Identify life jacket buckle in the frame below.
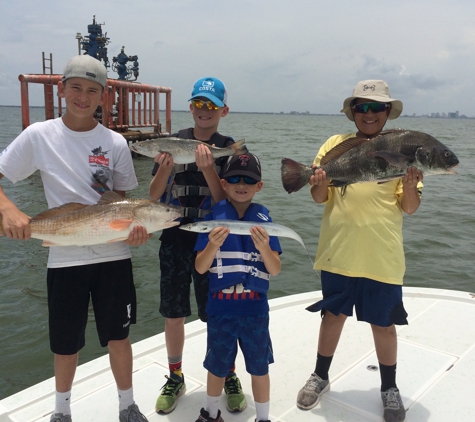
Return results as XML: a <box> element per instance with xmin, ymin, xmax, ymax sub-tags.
<box><xmin>185</xmin><ymin>186</ymin><xmax>201</xmax><ymax>196</ymax></box>
<box><xmin>249</xmin><ymin>252</ymin><xmax>260</xmax><ymax>262</ymax></box>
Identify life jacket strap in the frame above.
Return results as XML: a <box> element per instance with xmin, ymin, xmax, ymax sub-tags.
<box><xmin>217</xmin><ymin>251</ymin><xmax>263</xmax><ymax>262</ymax></box>
<box><xmin>173</xmin><ymin>163</ymin><xmax>221</xmax><ymax>174</ymax></box>
<box><xmin>171</xmin><ymin>185</ymin><xmax>212</xmax><ymax>199</ymax></box>
<box><xmin>209</xmin><ymin>265</ymin><xmax>270</xmax><ymax>281</ymax></box>
<box><xmin>183</xmin><ymin>207</ymin><xmax>211</xmax><ymax>219</ymax></box>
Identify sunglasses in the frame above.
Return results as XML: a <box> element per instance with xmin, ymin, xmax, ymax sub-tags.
<box><xmin>351</xmin><ymin>102</ymin><xmax>389</xmax><ymax>114</ymax></box>
<box><xmin>225</xmin><ymin>175</ymin><xmax>259</xmax><ymax>185</ymax></box>
<box><xmin>191</xmin><ymin>99</ymin><xmax>222</xmax><ymax>110</ymax></box>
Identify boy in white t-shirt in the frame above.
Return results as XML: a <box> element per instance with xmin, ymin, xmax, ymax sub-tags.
<box><xmin>0</xmin><ymin>55</ymin><xmax>150</xmax><ymax>422</ymax></box>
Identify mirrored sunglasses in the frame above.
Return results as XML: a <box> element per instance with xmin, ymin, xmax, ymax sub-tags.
<box><xmin>351</xmin><ymin>102</ymin><xmax>389</xmax><ymax>114</ymax></box>
<box><xmin>191</xmin><ymin>99</ymin><xmax>222</xmax><ymax>110</ymax></box>
<box><xmin>225</xmin><ymin>175</ymin><xmax>259</xmax><ymax>185</ymax></box>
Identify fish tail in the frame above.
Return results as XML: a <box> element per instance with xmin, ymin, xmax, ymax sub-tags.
<box><xmin>230</xmin><ymin>139</ymin><xmax>249</xmax><ymax>156</ymax></box>
<box><xmin>281</xmin><ymin>158</ymin><xmax>313</xmax><ymax>193</ymax></box>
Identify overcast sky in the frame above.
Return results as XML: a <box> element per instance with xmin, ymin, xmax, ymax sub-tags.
<box><xmin>1</xmin><ymin>0</ymin><xmax>474</xmax><ymax>117</ymax></box>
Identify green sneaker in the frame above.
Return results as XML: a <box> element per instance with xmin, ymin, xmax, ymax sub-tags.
<box><xmin>155</xmin><ymin>374</ymin><xmax>186</xmax><ymax>414</ymax></box>
<box><xmin>224</xmin><ymin>374</ymin><xmax>247</xmax><ymax>412</ymax></box>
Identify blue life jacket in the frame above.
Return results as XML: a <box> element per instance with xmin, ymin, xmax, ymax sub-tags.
<box><xmin>158</xmin><ymin>128</ymin><xmax>233</xmax><ymax>220</ymax></box>
<box><xmin>208</xmin><ymin>200</ymin><xmax>273</xmax><ymax>294</ymax></box>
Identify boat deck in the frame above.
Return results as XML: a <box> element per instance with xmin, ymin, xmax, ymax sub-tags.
<box><xmin>1</xmin><ymin>287</ymin><xmax>474</xmax><ymax>422</ymax></box>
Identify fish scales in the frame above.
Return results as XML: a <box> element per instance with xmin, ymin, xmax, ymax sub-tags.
<box><xmin>130</xmin><ymin>137</ymin><xmax>248</xmax><ymax>164</ymax></box>
<box><xmin>180</xmin><ymin>220</ymin><xmax>307</xmax><ymax>250</ymax></box>
<box><xmin>281</xmin><ymin>129</ymin><xmax>459</xmax><ymax>193</ymax></box>
<box><xmin>0</xmin><ymin>192</ymin><xmax>183</xmax><ymax>246</ymax></box>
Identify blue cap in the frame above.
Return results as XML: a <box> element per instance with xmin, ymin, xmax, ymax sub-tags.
<box><xmin>189</xmin><ymin>77</ymin><xmax>227</xmax><ymax>107</ymax></box>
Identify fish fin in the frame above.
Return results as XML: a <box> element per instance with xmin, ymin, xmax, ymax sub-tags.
<box><xmin>379</xmin><ymin>129</ymin><xmax>411</xmax><ymax>136</ymax></box>
<box><xmin>281</xmin><ymin>158</ymin><xmax>314</xmax><ymax>193</ymax></box>
<box><xmin>230</xmin><ymin>139</ymin><xmax>249</xmax><ymax>156</ymax></box>
<box><xmin>41</xmin><ymin>240</ymin><xmax>59</xmax><ymax>247</ymax></box>
<box><xmin>368</xmin><ymin>151</ymin><xmax>414</xmax><ymax>167</ymax></box>
<box><xmin>109</xmin><ymin>219</ymin><xmax>134</xmax><ymax>230</ymax></box>
<box><xmin>107</xmin><ymin>237</ymin><xmax>128</xmax><ymax>243</ymax></box>
<box><xmin>328</xmin><ymin>179</ymin><xmax>348</xmax><ymax>187</ymax></box>
<box><xmin>165</xmin><ymin>221</ymin><xmax>181</xmax><ymax>228</ymax></box>
<box><xmin>98</xmin><ymin>191</ymin><xmax>125</xmax><ymax>205</ymax></box>
<box><xmin>320</xmin><ymin>137</ymin><xmax>368</xmax><ymax>165</ymax></box>
<box><xmin>31</xmin><ymin>203</ymin><xmax>89</xmax><ymax>221</ymax></box>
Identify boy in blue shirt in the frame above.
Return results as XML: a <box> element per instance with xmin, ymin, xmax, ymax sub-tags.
<box><xmin>194</xmin><ymin>153</ymin><xmax>282</xmax><ymax>422</ymax></box>
<box><xmin>150</xmin><ymin>77</ymin><xmax>246</xmax><ymax>414</ymax></box>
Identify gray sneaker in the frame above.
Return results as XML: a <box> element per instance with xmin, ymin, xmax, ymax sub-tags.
<box><xmin>50</xmin><ymin>414</ymin><xmax>72</xmax><ymax>422</ymax></box>
<box><xmin>381</xmin><ymin>388</ymin><xmax>406</xmax><ymax>422</ymax></box>
<box><xmin>119</xmin><ymin>403</ymin><xmax>149</xmax><ymax>422</ymax></box>
<box><xmin>296</xmin><ymin>373</ymin><xmax>330</xmax><ymax>410</ymax></box>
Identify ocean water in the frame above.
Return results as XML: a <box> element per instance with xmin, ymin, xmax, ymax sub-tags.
<box><xmin>0</xmin><ymin>106</ymin><xmax>474</xmax><ymax>400</ymax></box>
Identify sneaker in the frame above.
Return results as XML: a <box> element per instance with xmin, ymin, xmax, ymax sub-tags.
<box><xmin>195</xmin><ymin>407</ymin><xmax>224</xmax><ymax>422</ymax></box>
<box><xmin>119</xmin><ymin>403</ymin><xmax>148</xmax><ymax>422</ymax></box>
<box><xmin>381</xmin><ymin>388</ymin><xmax>406</xmax><ymax>422</ymax></box>
<box><xmin>224</xmin><ymin>374</ymin><xmax>247</xmax><ymax>412</ymax></box>
<box><xmin>155</xmin><ymin>374</ymin><xmax>186</xmax><ymax>414</ymax></box>
<box><xmin>50</xmin><ymin>414</ymin><xmax>72</xmax><ymax>422</ymax></box>
<box><xmin>296</xmin><ymin>372</ymin><xmax>330</xmax><ymax>410</ymax></box>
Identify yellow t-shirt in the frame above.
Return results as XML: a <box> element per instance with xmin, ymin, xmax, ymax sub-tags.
<box><xmin>313</xmin><ymin>133</ymin><xmax>422</xmax><ymax>285</ymax></box>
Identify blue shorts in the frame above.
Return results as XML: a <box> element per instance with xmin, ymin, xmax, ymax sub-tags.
<box><xmin>204</xmin><ymin>314</ymin><xmax>274</xmax><ymax>377</ymax></box>
<box><xmin>306</xmin><ymin>271</ymin><xmax>408</xmax><ymax>327</ymax></box>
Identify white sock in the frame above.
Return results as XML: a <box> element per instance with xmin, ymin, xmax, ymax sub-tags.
<box><xmin>54</xmin><ymin>390</ymin><xmax>72</xmax><ymax>415</ymax></box>
<box><xmin>118</xmin><ymin>386</ymin><xmax>134</xmax><ymax>411</ymax></box>
<box><xmin>255</xmin><ymin>400</ymin><xmax>270</xmax><ymax>422</ymax></box>
<box><xmin>206</xmin><ymin>394</ymin><xmax>220</xmax><ymax>419</ymax></box>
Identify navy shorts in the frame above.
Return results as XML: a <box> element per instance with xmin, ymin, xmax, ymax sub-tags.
<box><xmin>306</xmin><ymin>271</ymin><xmax>408</xmax><ymax>327</ymax></box>
<box><xmin>204</xmin><ymin>314</ymin><xmax>274</xmax><ymax>377</ymax></box>
<box><xmin>158</xmin><ymin>240</ymin><xmax>209</xmax><ymax>322</ymax></box>
<box><xmin>47</xmin><ymin>259</ymin><xmax>136</xmax><ymax>354</ymax></box>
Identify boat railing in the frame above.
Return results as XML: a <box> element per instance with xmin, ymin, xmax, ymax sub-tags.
<box><xmin>18</xmin><ymin>74</ymin><xmax>172</xmax><ymax>142</ymax></box>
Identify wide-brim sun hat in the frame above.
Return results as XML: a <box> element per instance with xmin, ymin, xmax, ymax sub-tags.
<box><xmin>341</xmin><ymin>79</ymin><xmax>403</xmax><ymax>121</ymax></box>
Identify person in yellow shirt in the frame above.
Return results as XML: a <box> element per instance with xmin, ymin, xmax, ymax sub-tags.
<box><xmin>296</xmin><ymin>80</ymin><xmax>422</xmax><ymax>422</ymax></box>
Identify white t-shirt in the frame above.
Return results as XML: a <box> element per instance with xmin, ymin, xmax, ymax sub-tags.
<box><xmin>0</xmin><ymin>117</ymin><xmax>138</xmax><ymax>268</ymax></box>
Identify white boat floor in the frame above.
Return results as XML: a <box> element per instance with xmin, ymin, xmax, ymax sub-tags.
<box><xmin>1</xmin><ymin>287</ymin><xmax>475</xmax><ymax>422</ymax></box>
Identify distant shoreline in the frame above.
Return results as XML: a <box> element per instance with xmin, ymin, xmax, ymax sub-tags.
<box><xmin>0</xmin><ymin>105</ymin><xmax>473</xmax><ymax>119</ymax></box>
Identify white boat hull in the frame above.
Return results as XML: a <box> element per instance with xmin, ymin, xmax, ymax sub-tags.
<box><xmin>1</xmin><ymin>287</ymin><xmax>474</xmax><ymax>421</ymax></box>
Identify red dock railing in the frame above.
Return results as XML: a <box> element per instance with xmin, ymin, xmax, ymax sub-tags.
<box><xmin>18</xmin><ymin>74</ymin><xmax>172</xmax><ymax>142</ymax></box>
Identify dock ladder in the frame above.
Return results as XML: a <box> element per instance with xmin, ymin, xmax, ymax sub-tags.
<box><xmin>42</xmin><ymin>52</ymin><xmax>56</xmax><ymax>121</ymax></box>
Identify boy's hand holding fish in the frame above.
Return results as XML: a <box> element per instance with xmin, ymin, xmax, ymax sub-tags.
<box><xmin>207</xmin><ymin>224</ymin><xmax>271</xmax><ymax>251</ymax></box>
<box><xmin>0</xmin><ymin>199</ymin><xmax>32</xmax><ymax>240</ymax></box>
<box><xmin>208</xmin><ymin>226</ymin><xmax>230</xmax><ymax>248</ymax></box>
<box><xmin>249</xmin><ymin>225</ymin><xmax>272</xmax><ymax>252</ymax></box>
<box><xmin>153</xmin><ymin>151</ymin><xmax>174</xmax><ymax>168</ymax></box>
<box><xmin>195</xmin><ymin>143</ymin><xmax>216</xmax><ymax>171</ymax></box>
<box><xmin>124</xmin><ymin>225</ymin><xmax>152</xmax><ymax>246</ymax></box>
